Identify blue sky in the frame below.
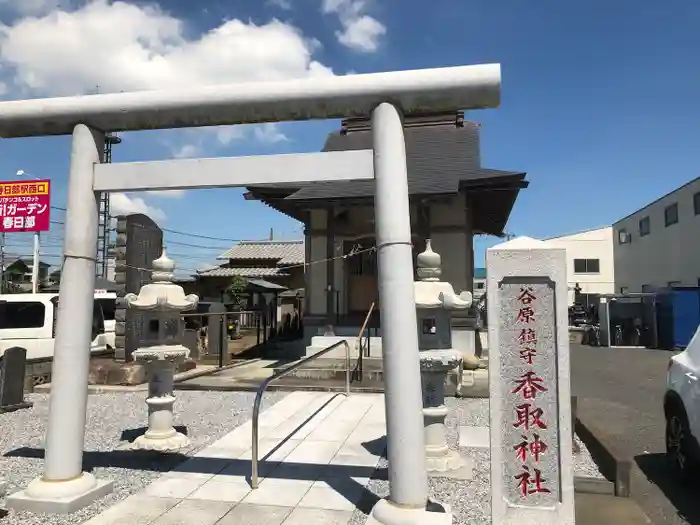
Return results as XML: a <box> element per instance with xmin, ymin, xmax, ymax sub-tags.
<box><xmin>0</xmin><ymin>0</ymin><xmax>698</xmax><ymax>273</ymax></box>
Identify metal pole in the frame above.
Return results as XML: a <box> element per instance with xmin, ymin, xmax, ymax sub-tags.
<box><xmin>345</xmin><ymin>340</ymin><xmax>351</xmax><ymax>396</ymax></box>
<box><xmin>371</xmin><ymin>102</ymin><xmax>428</xmax><ymax>509</ymax></box>
<box><xmin>13</xmin><ymin>124</ymin><xmax>111</xmax><ymax>510</ymax></box>
<box><xmin>0</xmin><ymin>232</ymin><xmax>5</xmax><ymax>294</ymax></box>
<box><xmin>218</xmin><ymin>314</ymin><xmax>224</xmax><ymax>369</ymax></box>
<box><xmin>31</xmin><ymin>232</ymin><xmax>40</xmax><ymax>293</ymax></box>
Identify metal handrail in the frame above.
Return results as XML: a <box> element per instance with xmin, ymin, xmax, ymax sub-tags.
<box><xmin>250</xmin><ymin>339</ymin><xmax>350</xmax><ymax>489</ymax></box>
<box><xmin>352</xmin><ymin>302</ymin><xmax>375</xmax><ymax>382</ymax></box>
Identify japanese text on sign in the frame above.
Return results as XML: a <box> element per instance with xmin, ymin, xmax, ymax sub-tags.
<box><xmin>499</xmin><ymin>278</ymin><xmax>560</xmax><ymax>506</ymax></box>
<box><xmin>0</xmin><ymin>179</ymin><xmax>51</xmax><ymax>233</ymax></box>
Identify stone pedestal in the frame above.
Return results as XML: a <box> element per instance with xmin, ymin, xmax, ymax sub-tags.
<box><xmin>131</xmin><ymin>348</ymin><xmax>189</xmax><ymax>451</ymax></box>
<box><xmin>367</xmin><ymin>499</ymin><xmax>453</xmax><ymax>525</ymax></box>
<box><xmin>420</xmin><ymin>350</ymin><xmax>464</xmax><ymax>472</ymax></box>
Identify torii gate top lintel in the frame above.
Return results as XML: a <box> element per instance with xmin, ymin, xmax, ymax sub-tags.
<box><xmin>0</xmin><ymin>64</ymin><xmax>500</xmax><ymax>138</ymax></box>
<box><xmin>4</xmin><ymin>62</ymin><xmax>505</xmax><ymax>523</ymax></box>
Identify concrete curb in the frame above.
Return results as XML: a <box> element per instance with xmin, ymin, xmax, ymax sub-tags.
<box><xmin>574</xmin><ymin>475</ymin><xmax>615</xmax><ymax>496</ymax></box>
<box><xmin>33</xmin><ymin>359</ymin><xmax>260</xmax><ymax>394</ymax></box>
<box><xmin>575</xmin><ymin>404</ymin><xmax>632</xmax><ymax>498</ymax></box>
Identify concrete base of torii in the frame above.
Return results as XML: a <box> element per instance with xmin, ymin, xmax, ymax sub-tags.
<box><xmin>367</xmin><ymin>498</ymin><xmax>454</xmax><ymax>525</ymax></box>
<box><xmin>6</xmin><ymin>473</ymin><xmax>113</xmax><ymax>515</ymax></box>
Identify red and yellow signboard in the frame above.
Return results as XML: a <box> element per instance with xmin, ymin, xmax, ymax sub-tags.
<box><xmin>0</xmin><ymin>179</ymin><xmax>51</xmax><ymax>233</ymax></box>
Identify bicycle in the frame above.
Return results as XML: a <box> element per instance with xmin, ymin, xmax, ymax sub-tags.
<box><xmin>613</xmin><ymin>324</ymin><xmax>623</xmax><ymax>346</ymax></box>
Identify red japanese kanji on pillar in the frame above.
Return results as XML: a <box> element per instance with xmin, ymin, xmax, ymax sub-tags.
<box><xmin>512</xmin><ymin>371</ymin><xmax>549</xmax><ymax>399</ymax></box>
<box><xmin>0</xmin><ymin>179</ymin><xmax>51</xmax><ymax>233</ymax></box>
<box><xmin>514</xmin><ymin>465</ymin><xmax>552</xmax><ymax>497</ymax></box>
<box><xmin>499</xmin><ymin>279</ymin><xmax>560</xmax><ymax>505</ymax></box>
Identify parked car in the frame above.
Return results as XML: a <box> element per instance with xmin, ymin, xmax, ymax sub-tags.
<box><xmin>664</xmin><ymin>324</ymin><xmax>700</xmax><ymax>480</ymax></box>
<box><xmin>0</xmin><ymin>292</ymin><xmax>110</xmax><ymax>360</ymax></box>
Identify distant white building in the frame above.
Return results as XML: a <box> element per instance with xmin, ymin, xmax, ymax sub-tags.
<box><xmin>544</xmin><ymin>226</ymin><xmax>615</xmax><ymax>306</ymax></box>
<box><xmin>613</xmin><ymin>176</ymin><xmax>700</xmax><ymax>293</ymax></box>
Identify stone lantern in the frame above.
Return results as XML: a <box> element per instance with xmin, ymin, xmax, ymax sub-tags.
<box><xmin>124</xmin><ymin>249</ymin><xmax>199</xmax><ymax>452</ymax></box>
<box><xmin>415</xmin><ymin>239</ymin><xmax>472</xmax><ymax>473</ymax></box>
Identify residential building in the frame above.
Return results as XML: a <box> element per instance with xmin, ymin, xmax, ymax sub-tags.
<box><xmin>196</xmin><ymin>240</ymin><xmax>305</xmax><ymax>302</ymax></box>
<box><xmin>544</xmin><ymin>227</ymin><xmax>615</xmax><ymax>306</ymax></box>
<box><xmin>613</xmin><ymin>176</ymin><xmax>700</xmax><ymax>293</ymax></box>
<box><xmin>245</xmin><ymin>112</ymin><xmax>528</xmax><ymax>342</ymax></box>
<box><xmin>2</xmin><ymin>257</ymin><xmax>51</xmax><ymax>292</ymax></box>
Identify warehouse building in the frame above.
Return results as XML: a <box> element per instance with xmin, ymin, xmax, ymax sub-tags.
<box><xmin>613</xmin><ymin>176</ymin><xmax>700</xmax><ymax>293</ymax></box>
<box><xmin>545</xmin><ymin>226</ymin><xmax>615</xmax><ymax>306</ymax></box>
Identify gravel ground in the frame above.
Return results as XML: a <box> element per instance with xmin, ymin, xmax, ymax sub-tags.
<box><xmin>349</xmin><ymin>397</ymin><xmax>604</xmax><ymax>525</ymax></box>
<box><xmin>0</xmin><ymin>391</ymin><xmax>285</xmax><ymax>525</ymax></box>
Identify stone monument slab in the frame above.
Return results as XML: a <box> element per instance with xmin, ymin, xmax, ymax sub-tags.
<box><xmin>0</xmin><ymin>346</ymin><xmax>33</xmax><ymax>413</ymax></box>
<box><xmin>114</xmin><ymin>214</ymin><xmax>163</xmax><ymax>361</ymax></box>
<box><xmin>487</xmin><ymin>236</ymin><xmax>574</xmax><ymax>525</ymax></box>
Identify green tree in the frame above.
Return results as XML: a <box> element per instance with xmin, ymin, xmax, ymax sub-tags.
<box><xmin>225</xmin><ymin>276</ymin><xmax>247</xmax><ymax>310</ymax></box>
<box><xmin>225</xmin><ymin>276</ymin><xmax>247</xmax><ymax>339</ymax></box>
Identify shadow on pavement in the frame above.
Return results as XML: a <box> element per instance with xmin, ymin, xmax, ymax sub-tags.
<box><xmin>5</xmin><ymin>446</ymin><xmax>386</xmax><ymax>514</ymax></box>
<box><xmin>636</xmin><ymin>453</ymin><xmax>700</xmax><ymax>525</ymax></box>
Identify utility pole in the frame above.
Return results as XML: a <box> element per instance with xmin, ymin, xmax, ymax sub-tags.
<box><xmin>31</xmin><ymin>231</ymin><xmax>40</xmax><ymax>293</ymax></box>
<box><xmin>0</xmin><ymin>232</ymin><xmax>5</xmax><ymax>294</ymax></box>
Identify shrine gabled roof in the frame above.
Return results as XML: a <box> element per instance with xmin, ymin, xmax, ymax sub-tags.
<box><xmin>244</xmin><ymin>113</ymin><xmax>528</xmax><ymax>236</ymax></box>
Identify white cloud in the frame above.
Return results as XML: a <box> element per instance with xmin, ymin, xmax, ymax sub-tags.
<box><xmin>0</xmin><ymin>0</ymin><xmax>334</xmax><ymax>97</ymax></box>
<box><xmin>0</xmin><ymin>0</ymin><xmax>336</xmax><ymax>223</ymax></box>
<box><xmin>145</xmin><ymin>190</ymin><xmax>186</xmax><ymax>199</ymax></box>
<box><xmin>163</xmin><ymin>122</ymin><xmax>288</xmax><ymax>160</ymax></box>
<box><xmin>110</xmin><ymin>192</ymin><xmax>166</xmax><ymax>222</ymax></box>
<box><xmin>253</xmin><ymin>123</ymin><xmax>289</xmax><ymax>144</ymax></box>
<box><xmin>267</xmin><ymin>0</ymin><xmax>292</xmax><ymax>9</ymax></box>
<box><xmin>321</xmin><ymin>0</ymin><xmax>385</xmax><ymax>52</ymax></box>
<box><xmin>172</xmin><ymin>143</ymin><xmax>201</xmax><ymax>159</ymax></box>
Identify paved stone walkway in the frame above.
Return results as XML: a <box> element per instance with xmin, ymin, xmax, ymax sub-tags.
<box><xmin>83</xmin><ymin>391</ymin><xmax>386</xmax><ymax>524</ymax></box>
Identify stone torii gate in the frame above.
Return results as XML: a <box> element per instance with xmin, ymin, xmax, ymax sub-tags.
<box><xmin>0</xmin><ymin>64</ymin><xmax>501</xmax><ymax>523</ymax></box>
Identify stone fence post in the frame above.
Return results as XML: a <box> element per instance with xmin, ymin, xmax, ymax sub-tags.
<box><xmin>487</xmin><ymin>236</ymin><xmax>575</xmax><ymax>525</ymax></box>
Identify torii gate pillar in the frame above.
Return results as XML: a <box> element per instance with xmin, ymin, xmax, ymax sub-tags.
<box><xmin>1</xmin><ymin>65</ymin><xmax>501</xmax><ymax>522</ymax></box>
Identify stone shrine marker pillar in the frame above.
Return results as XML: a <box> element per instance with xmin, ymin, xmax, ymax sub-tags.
<box><xmin>486</xmin><ymin>236</ymin><xmax>575</xmax><ymax>525</ymax></box>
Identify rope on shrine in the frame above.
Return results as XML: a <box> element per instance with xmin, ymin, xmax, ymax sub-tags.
<box><xmin>375</xmin><ymin>240</ymin><xmax>413</xmax><ymax>250</ymax></box>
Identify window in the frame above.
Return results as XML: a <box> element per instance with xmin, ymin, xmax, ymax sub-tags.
<box><xmin>641</xmin><ymin>284</ymin><xmax>654</xmax><ymax>293</ymax></box>
<box><xmin>695</xmin><ymin>192</ymin><xmax>700</xmax><ymax>216</ymax></box>
<box><xmin>475</xmin><ymin>282</ymin><xmax>485</xmax><ymax>290</ymax></box>
<box><xmin>665</xmin><ymin>203</ymin><xmax>679</xmax><ymax>226</ymax></box>
<box><xmin>573</xmin><ymin>258</ymin><xmax>600</xmax><ymax>274</ymax></box>
<box><xmin>0</xmin><ymin>301</ymin><xmax>46</xmax><ymax>329</ymax></box>
<box><xmin>639</xmin><ymin>216</ymin><xmax>650</xmax><ymax>237</ymax></box>
<box><xmin>618</xmin><ymin>229</ymin><xmax>631</xmax><ymax>244</ymax></box>
<box><xmin>620</xmin><ymin>287</ymin><xmax>629</xmax><ymax>294</ymax></box>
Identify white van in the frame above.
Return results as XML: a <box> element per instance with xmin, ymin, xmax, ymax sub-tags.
<box><xmin>94</xmin><ymin>290</ymin><xmax>117</xmax><ymax>349</ymax></box>
<box><xmin>0</xmin><ymin>292</ymin><xmax>111</xmax><ymax>360</ymax></box>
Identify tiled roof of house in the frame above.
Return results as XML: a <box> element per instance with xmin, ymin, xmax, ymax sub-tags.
<box><xmin>216</xmin><ymin>240</ymin><xmax>304</xmax><ymax>265</ymax></box>
<box><xmin>197</xmin><ymin>267</ymin><xmax>290</xmax><ymax>278</ymax></box>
